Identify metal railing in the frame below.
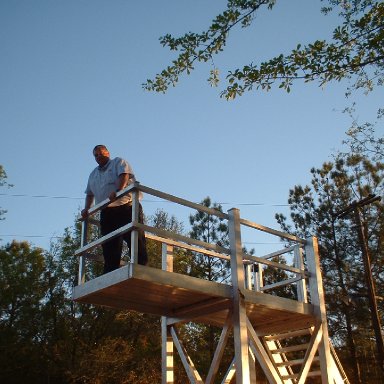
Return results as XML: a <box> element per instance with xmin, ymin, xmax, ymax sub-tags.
<box><xmin>75</xmin><ymin>182</ymin><xmax>312</xmax><ymax>304</ymax></box>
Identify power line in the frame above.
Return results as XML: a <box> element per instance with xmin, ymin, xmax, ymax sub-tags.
<box><xmin>0</xmin><ymin>234</ymin><xmax>280</xmax><ymax>244</ymax></box>
<box><xmin>0</xmin><ymin>193</ymin><xmax>82</xmax><ymax>200</ymax></box>
<box><xmin>0</xmin><ymin>234</ymin><xmax>63</xmax><ymax>239</ymax></box>
<box><xmin>0</xmin><ymin>192</ymin><xmax>289</xmax><ymax>207</ymax></box>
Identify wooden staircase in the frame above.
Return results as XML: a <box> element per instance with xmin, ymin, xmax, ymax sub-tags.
<box><xmin>262</xmin><ymin>326</ymin><xmax>349</xmax><ymax>383</ymax></box>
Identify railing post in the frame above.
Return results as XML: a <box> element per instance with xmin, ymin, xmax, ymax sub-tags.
<box><xmin>228</xmin><ymin>208</ymin><xmax>251</xmax><ymax>383</ymax></box>
<box><xmin>294</xmin><ymin>245</ymin><xmax>307</xmax><ymax>303</ymax></box>
<box><xmin>305</xmin><ymin>236</ymin><xmax>333</xmax><ymax>383</ymax></box>
<box><xmin>162</xmin><ymin>244</ymin><xmax>174</xmax><ymax>384</ymax></box>
<box><xmin>245</xmin><ymin>263</ymin><xmax>252</xmax><ymax>290</ymax></box>
<box><xmin>254</xmin><ymin>263</ymin><xmax>263</xmax><ymax>292</ymax></box>
<box><xmin>78</xmin><ymin>219</ymin><xmax>88</xmax><ymax>285</ymax></box>
<box><xmin>130</xmin><ymin>182</ymin><xmax>139</xmax><ymax>264</ymax></box>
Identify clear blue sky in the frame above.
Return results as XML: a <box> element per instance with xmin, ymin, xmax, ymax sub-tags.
<box><xmin>1</xmin><ymin>1</ymin><xmax>382</xmax><ymax>254</ymax></box>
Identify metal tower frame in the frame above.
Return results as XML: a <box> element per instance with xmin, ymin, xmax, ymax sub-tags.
<box><xmin>73</xmin><ymin>182</ymin><xmax>349</xmax><ymax>383</ymax></box>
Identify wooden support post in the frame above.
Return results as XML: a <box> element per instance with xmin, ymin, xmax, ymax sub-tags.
<box><xmin>162</xmin><ymin>244</ymin><xmax>174</xmax><ymax>384</ymax></box>
<box><xmin>305</xmin><ymin>236</ymin><xmax>333</xmax><ymax>383</ymax></box>
<box><xmin>228</xmin><ymin>208</ymin><xmax>251</xmax><ymax>383</ymax></box>
<box><xmin>130</xmin><ymin>186</ymin><xmax>139</xmax><ymax>264</ymax></box>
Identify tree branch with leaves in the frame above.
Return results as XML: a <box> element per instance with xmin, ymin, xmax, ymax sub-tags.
<box><xmin>143</xmin><ymin>0</ymin><xmax>384</xmax><ymax>99</ymax></box>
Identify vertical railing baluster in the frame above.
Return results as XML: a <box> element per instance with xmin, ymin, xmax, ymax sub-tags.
<box><xmin>78</xmin><ymin>218</ymin><xmax>88</xmax><ymax>285</ymax></box>
<box><xmin>255</xmin><ymin>263</ymin><xmax>263</xmax><ymax>292</ymax></box>
<box><xmin>130</xmin><ymin>182</ymin><xmax>139</xmax><ymax>264</ymax></box>
<box><xmin>294</xmin><ymin>245</ymin><xmax>307</xmax><ymax>303</ymax></box>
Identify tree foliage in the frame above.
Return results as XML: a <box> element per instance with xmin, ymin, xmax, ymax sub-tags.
<box><xmin>0</xmin><ymin>210</ymin><xmax>187</xmax><ymax>384</ymax></box>
<box><xmin>143</xmin><ymin>0</ymin><xmax>384</xmax><ymax>99</ymax></box>
<box><xmin>0</xmin><ymin>165</ymin><xmax>12</xmax><ymax>220</ymax></box>
<box><xmin>341</xmin><ymin>105</ymin><xmax>384</xmax><ymax>162</ymax></box>
<box><xmin>188</xmin><ymin>197</ymin><xmax>229</xmax><ymax>282</ymax></box>
<box><xmin>0</xmin><ymin>241</ymin><xmax>47</xmax><ymax>383</ymax></box>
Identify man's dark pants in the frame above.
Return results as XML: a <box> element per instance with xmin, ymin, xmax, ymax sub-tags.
<box><xmin>100</xmin><ymin>203</ymin><xmax>148</xmax><ymax>274</ymax></box>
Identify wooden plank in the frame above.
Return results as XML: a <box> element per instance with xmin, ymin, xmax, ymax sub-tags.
<box><xmin>276</xmin><ymin>357</ymin><xmax>319</xmax><ymax>367</ymax></box>
<box><xmin>255</xmin><ymin>316</ymin><xmax>315</xmax><ymax>336</ymax></box>
<box><xmin>282</xmin><ymin>370</ymin><xmax>321</xmax><ymax>380</ymax></box>
<box><xmin>172</xmin><ymin>297</ymin><xmax>231</xmax><ymax>318</ymax></box>
<box><xmin>73</xmin><ymin>264</ymin><xmax>317</xmax><ymax>330</ymax></box>
<box><xmin>270</xmin><ymin>344</ymin><xmax>310</xmax><ymax>354</ymax></box>
<box><xmin>264</xmin><ymin>328</ymin><xmax>312</xmax><ymax>341</ymax></box>
<box><xmin>243</xmin><ymin>290</ymin><xmax>314</xmax><ymax>316</ymax></box>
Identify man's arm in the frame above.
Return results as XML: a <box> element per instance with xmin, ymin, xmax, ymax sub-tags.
<box><xmin>109</xmin><ymin>173</ymin><xmax>134</xmax><ymax>201</ymax></box>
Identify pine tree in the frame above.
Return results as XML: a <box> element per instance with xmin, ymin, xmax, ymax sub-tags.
<box><xmin>276</xmin><ymin>153</ymin><xmax>383</xmax><ymax>383</ymax></box>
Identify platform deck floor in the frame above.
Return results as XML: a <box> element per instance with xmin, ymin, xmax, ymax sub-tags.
<box><xmin>73</xmin><ymin>264</ymin><xmax>316</xmax><ymax>335</ymax></box>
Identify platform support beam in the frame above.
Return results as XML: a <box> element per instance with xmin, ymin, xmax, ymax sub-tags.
<box><xmin>228</xmin><ymin>208</ymin><xmax>251</xmax><ymax>383</ymax></box>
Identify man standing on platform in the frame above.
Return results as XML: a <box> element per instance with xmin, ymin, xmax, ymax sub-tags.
<box><xmin>81</xmin><ymin>145</ymin><xmax>148</xmax><ymax>273</ymax></box>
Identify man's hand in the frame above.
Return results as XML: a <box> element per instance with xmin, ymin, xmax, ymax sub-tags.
<box><xmin>109</xmin><ymin>191</ymin><xmax>117</xmax><ymax>202</ymax></box>
<box><xmin>82</xmin><ymin>195</ymin><xmax>94</xmax><ymax>219</ymax></box>
<box><xmin>81</xmin><ymin>209</ymin><xmax>88</xmax><ymax>219</ymax></box>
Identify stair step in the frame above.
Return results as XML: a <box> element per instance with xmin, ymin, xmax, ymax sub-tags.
<box><xmin>270</xmin><ymin>343</ymin><xmax>309</xmax><ymax>353</ymax></box>
<box><xmin>276</xmin><ymin>356</ymin><xmax>319</xmax><ymax>367</ymax></box>
<box><xmin>265</xmin><ymin>328</ymin><xmax>312</xmax><ymax>341</ymax></box>
<box><xmin>281</xmin><ymin>370</ymin><xmax>321</xmax><ymax>380</ymax></box>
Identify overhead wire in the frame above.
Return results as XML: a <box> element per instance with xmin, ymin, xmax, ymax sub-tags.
<box><xmin>0</xmin><ymin>192</ymin><xmax>289</xmax><ymax>206</ymax></box>
<box><xmin>0</xmin><ymin>192</ymin><xmax>289</xmax><ymax>242</ymax></box>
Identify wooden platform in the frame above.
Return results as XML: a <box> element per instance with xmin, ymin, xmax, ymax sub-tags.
<box><xmin>73</xmin><ymin>264</ymin><xmax>316</xmax><ymax>335</ymax></box>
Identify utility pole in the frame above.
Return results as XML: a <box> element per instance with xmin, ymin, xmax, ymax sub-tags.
<box><xmin>335</xmin><ymin>194</ymin><xmax>384</xmax><ymax>372</ymax></box>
